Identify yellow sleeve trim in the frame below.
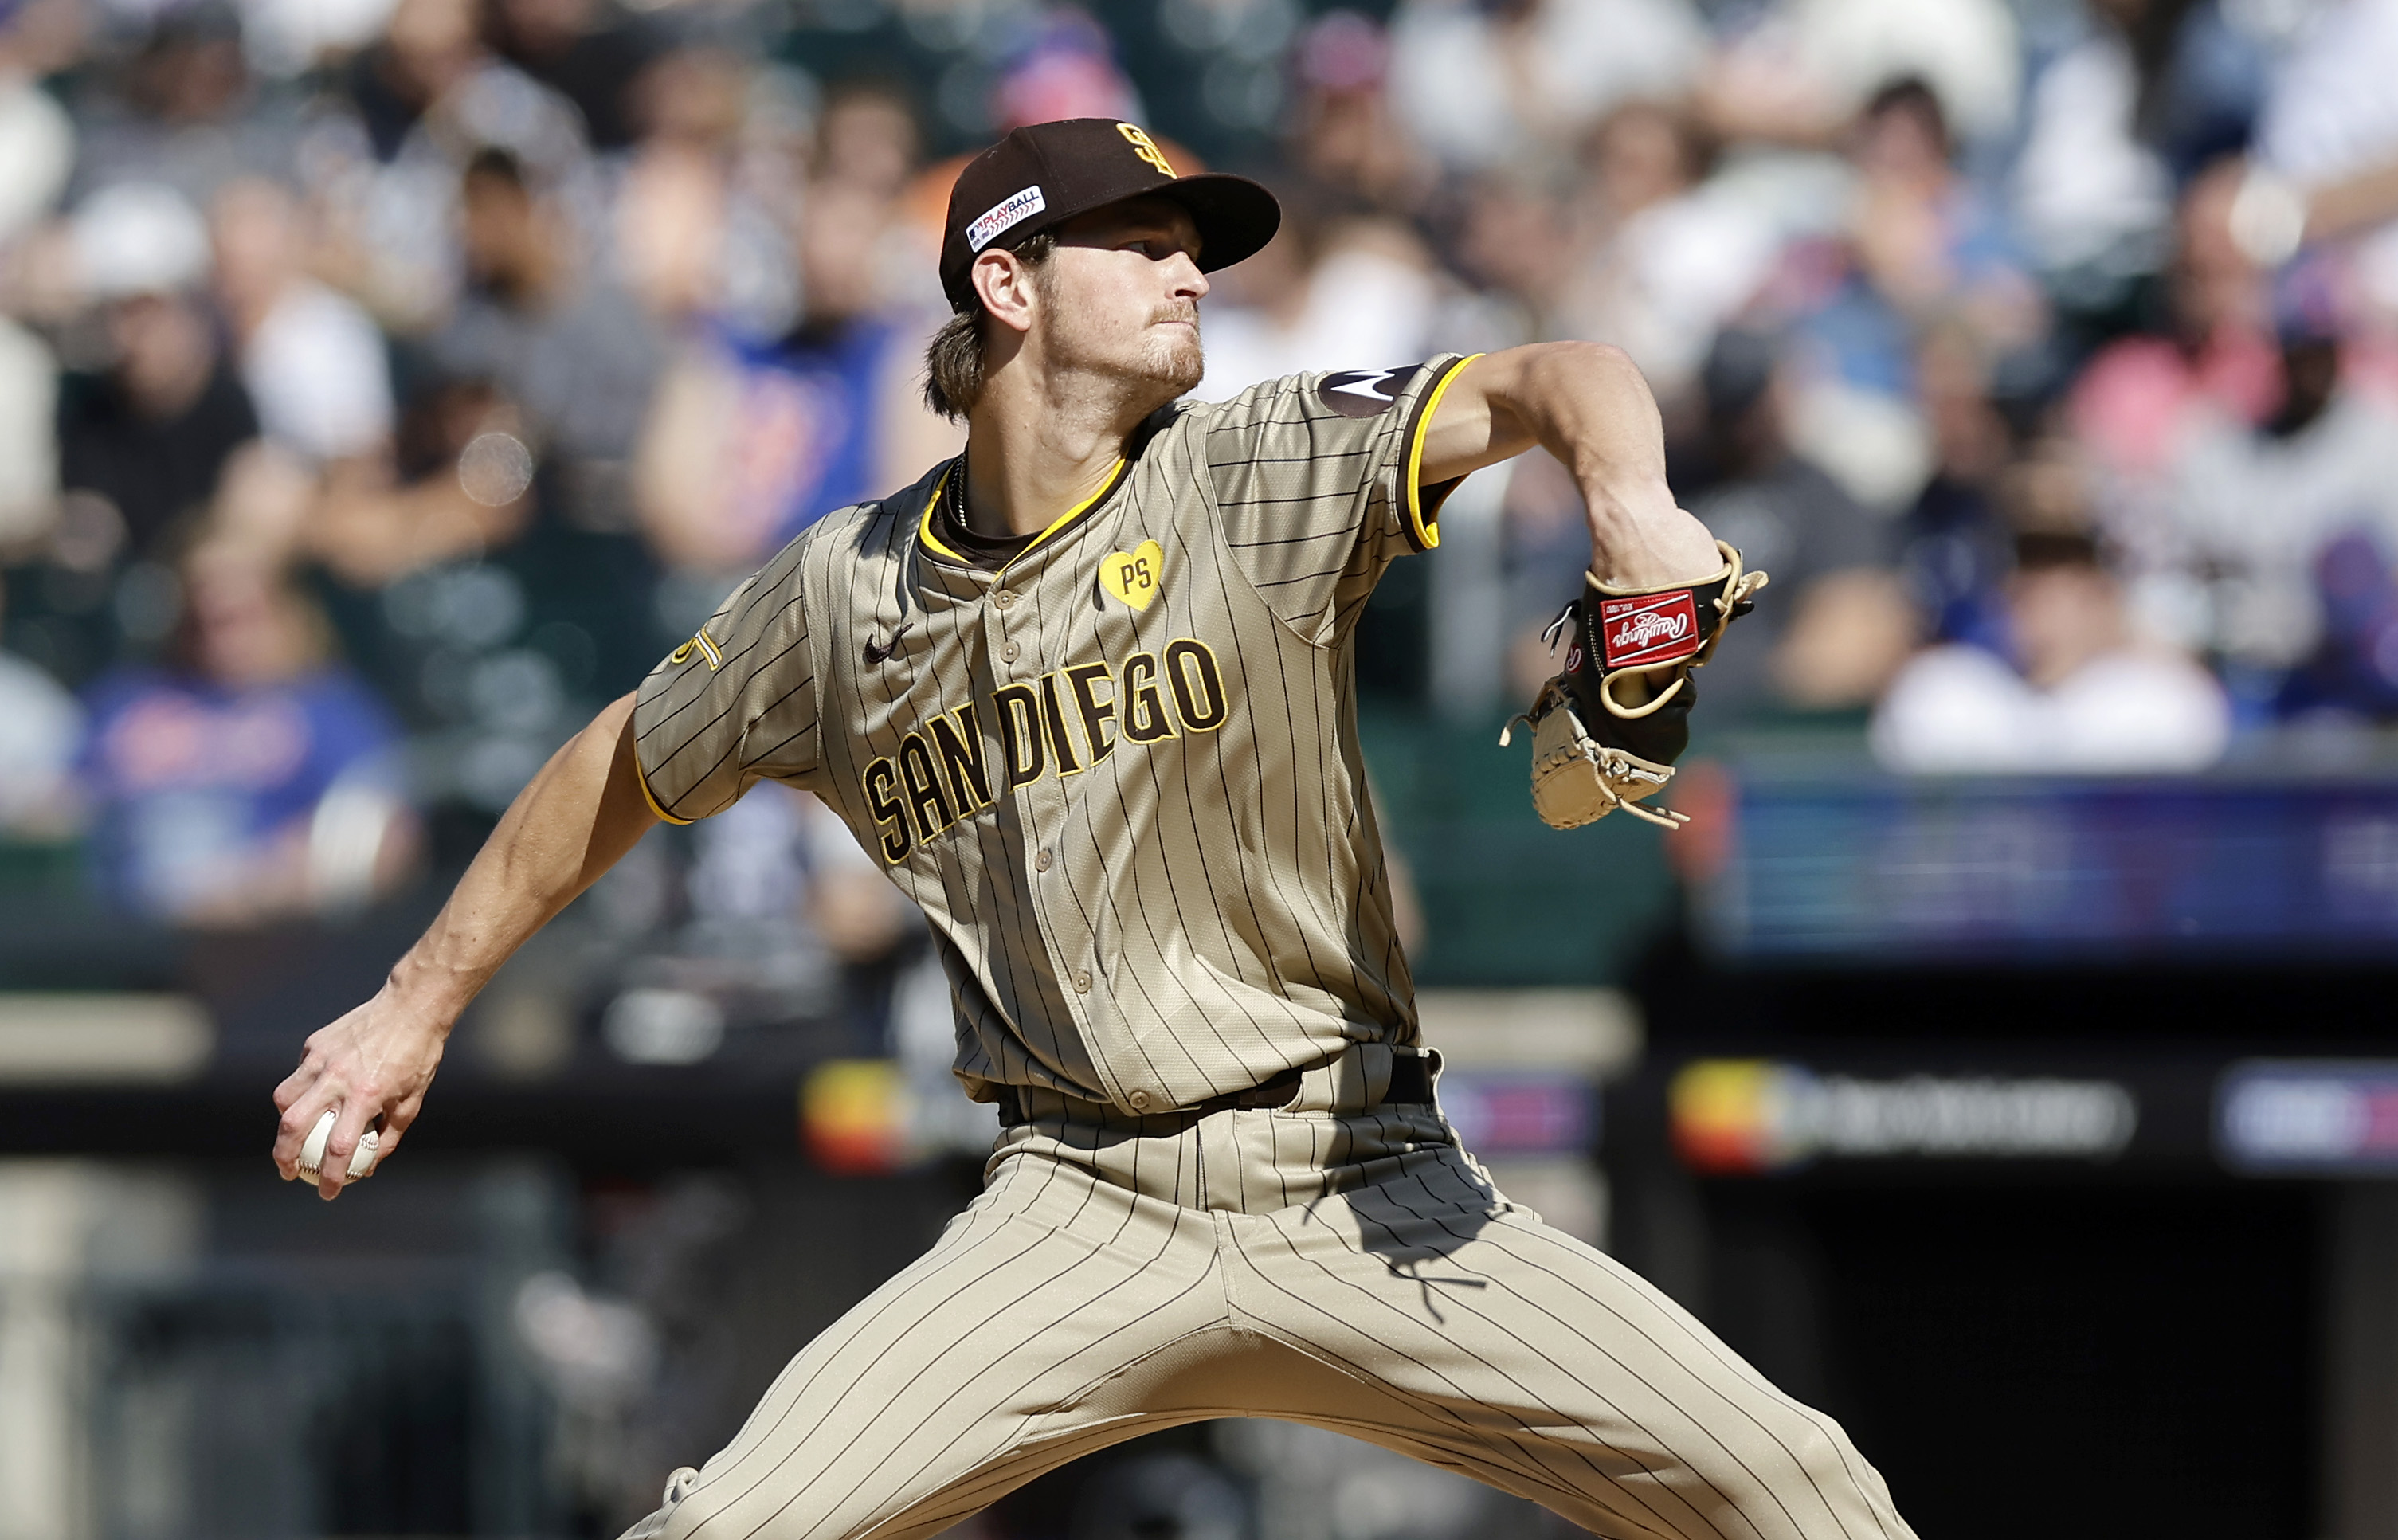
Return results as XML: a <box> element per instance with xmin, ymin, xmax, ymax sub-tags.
<box><xmin>917</xmin><ymin>464</ymin><xmax>965</xmax><ymax>562</ymax></box>
<box><xmin>1402</xmin><ymin>352</ymin><xmax>1484</xmax><ymax>553</ymax></box>
<box><xmin>633</xmin><ymin>758</ymin><xmax>694</xmax><ymax>825</ymax></box>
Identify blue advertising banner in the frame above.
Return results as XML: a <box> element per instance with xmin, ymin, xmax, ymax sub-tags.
<box><xmin>1692</xmin><ymin>762</ymin><xmax>2398</xmax><ymax>962</ymax></box>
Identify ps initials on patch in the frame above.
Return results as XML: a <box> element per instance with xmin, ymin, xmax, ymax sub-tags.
<box><xmin>1101</xmin><ymin>541</ymin><xmax>1165</xmax><ymax>611</ymax></box>
<box><xmin>1597</xmin><ymin>591</ymin><xmax>1699</xmax><ymax>668</ymax></box>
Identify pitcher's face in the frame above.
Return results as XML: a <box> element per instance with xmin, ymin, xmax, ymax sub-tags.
<box><xmin>1034</xmin><ymin>196</ymin><xmax>1209</xmax><ymax>404</ymax></box>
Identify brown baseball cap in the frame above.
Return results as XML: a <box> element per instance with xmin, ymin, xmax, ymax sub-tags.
<box><xmin>938</xmin><ymin>118</ymin><xmax>1281</xmax><ymax>312</ymax></box>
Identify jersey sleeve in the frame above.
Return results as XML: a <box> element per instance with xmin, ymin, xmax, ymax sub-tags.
<box><xmin>1204</xmin><ymin>353</ymin><xmax>1478</xmax><ymax>644</ymax></box>
<box><xmin>631</xmin><ymin>536</ymin><xmax>822</xmax><ymax>823</ymax></box>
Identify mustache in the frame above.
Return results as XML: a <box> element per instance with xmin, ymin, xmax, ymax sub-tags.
<box><xmin>1151</xmin><ymin>303</ymin><xmax>1201</xmax><ymax>327</ymax></box>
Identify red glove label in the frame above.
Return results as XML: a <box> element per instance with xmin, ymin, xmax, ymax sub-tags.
<box><xmin>1598</xmin><ymin>591</ymin><xmax>1702</xmax><ymax>668</ymax></box>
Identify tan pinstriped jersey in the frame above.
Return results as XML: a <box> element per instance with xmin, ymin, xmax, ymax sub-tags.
<box><xmin>631</xmin><ymin>354</ymin><xmax>1479</xmax><ymax>1115</ymax></box>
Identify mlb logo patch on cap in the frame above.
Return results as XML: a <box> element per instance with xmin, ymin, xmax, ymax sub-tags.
<box><xmin>967</xmin><ymin>186</ymin><xmax>1048</xmax><ymax>253</ymax></box>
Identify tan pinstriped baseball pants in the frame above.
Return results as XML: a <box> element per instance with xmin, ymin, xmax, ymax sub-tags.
<box><xmin>621</xmin><ymin>1051</ymin><xmax>1916</xmax><ymax>1540</ymax></box>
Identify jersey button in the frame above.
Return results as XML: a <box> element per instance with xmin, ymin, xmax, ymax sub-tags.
<box><xmin>1127</xmin><ymin>1090</ymin><xmax>1151</xmax><ymax>1111</ymax></box>
<box><xmin>1001</xmin><ymin>641</ymin><xmax>1021</xmax><ymax>664</ymax></box>
<box><xmin>1072</xmin><ymin>970</ymin><xmax>1092</xmax><ymax>993</ymax></box>
<box><xmin>994</xmin><ymin>590</ymin><xmax>1017</xmax><ymax>609</ymax></box>
<box><xmin>1035</xmin><ymin>848</ymin><xmax>1052</xmax><ymax>872</ymax></box>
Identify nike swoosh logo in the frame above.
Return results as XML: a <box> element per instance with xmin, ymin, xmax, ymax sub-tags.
<box><xmin>863</xmin><ymin>623</ymin><xmax>912</xmax><ymax>664</ymax></box>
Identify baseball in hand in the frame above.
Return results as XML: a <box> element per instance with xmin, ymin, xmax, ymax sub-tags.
<box><xmin>295</xmin><ymin>1107</ymin><xmax>380</xmax><ymax>1183</ymax></box>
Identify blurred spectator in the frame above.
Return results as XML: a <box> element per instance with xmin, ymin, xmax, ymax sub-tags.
<box><xmin>1894</xmin><ymin>323</ymin><xmax>2025</xmax><ymax>655</ymax></box>
<box><xmin>210</xmin><ymin>176</ymin><xmax>395</xmax><ymax>464</ymax></box>
<box><xmin>68</xmin><ymin>0</ymin><xmax>307</xmax><ymax>207</ymax></box>
<box><xmin>1761</xmin><ymin>79</ymin><xmax>2041</xmax><ymax>511</ymax></box>
<box><xmin>1555</xmin><ymin>101</ymin><xmax>1777</xmax><ymax>401</ymax></box>
<box><xmin>1279</xmin><ymin>10</ymin><xmax>1432</xmax><ymax>217</ymax></box>
<box><xmin>811</xmin><ymin>78</ymin><xmax>919</xmax><ymax>202</ymax></box>
<box><xmin>1671</xmin><ymin>329</ymin><xmax>1916</xmax><ymax>716</ymax></box>
<box><xmin>1449</xmin><ymin>171</ymin><xmax>1574</xmax><ymax>345</ymax></box>
<box><xmin>0</xmin><ymin>0</ymin><xmax>76</xmax><ymax>241</ymax></box>
<box><xmin>1194</xmin><ymin>198</ymin><xmax>1440</xmax><ymax>402</ymax></box>
<box><xmin>0</xmin><ymin>579</ymin><xmax>80</xmax><ymax>836</ymax></box>
<box><xmin>0</xmin><ymin>0</ymin><xmax>76</xmax><ymax>549</ymax></box>
<box><xmin>1700</xmin><ymin>0</ymin><xmax>2020</xmax><ymax>151</ymax></box>
<box><xmin>2013</xmin><ymin>0</ymin><xmax>2271</xmax><ymax>289</ymax></box>
<box><xmin>2071</xmin><ymin>159</ymin><xmax>2278</xmax><ymax>483</ymax></box>
<box><xmin>637</xmin><ymin>180</ymin><xmax>951</xmax><ymax>574</ymax></box>
<box><xmin>429</xmin><ymin>145</ymin><xmax>662</xmax><ymax>533</ymax></box>
<box><xmin>613</xmin><ymin>45</ymin><xmax>808</xmax><ymax>334</ymax></box>
<box><xmin>1386</xmin><ymin>0</ymin><xmax>1706</xmax><ymax>177</ymax></box>
<box><xmin>1874</xmin><ymin>528</ymin><xmax>2231</xmax><ymax>772</ymax></box>
<box><xmin>338</xmin><ymin>0</ymin><xmax>582</xmax><ymax>169</ymax></box>
<box><xmin>309</xmin><ymin>377</ymin><xmax>531</xmax><ymax>586</ymax></box>
<box><xmin>238</xmin><ymin>0</ymin><xmax>399</xmax><ymax>80</ymax></box>
<box><xmin>79</xmin><ymin>540</ymin><xmax>416</xmax><ymax>924</ymax></box>
<box><xmin>59</xmin><ymin>182</ymin><xmax>260</xmax><ymax>563</ymax></box>
<box><xmin>2275</xmin><ymin>528</ymin><xmax>2398</xmax><ymax>719</ymax></box>
<box><xmin>1844</xmin><ymin>80</ymin><xmax>2041</xmax><ymax>349</ymax></box>
<box><xmin>487</xmin><ymin>0</ymin><xmax>660</xmax><ymax>154</ymax></box>
<box><xmin>2249</xmin><ymin>0</ymin><xmax>2398</xmax><ymax>288</ymax></box>
<box><xmin>2071</xmin><ymin>159</ymin><xmax>2279</xmax><ymax>649</ymax></box>
<box><xmin>0</xmin><ymin>312</ymin><xmax>57</xmax><ymax>547</ymax></box>
<box><xmin>320</xmin><ymin>0</ymin><xmax>591</xmax><ymax>328</ymax></box>
<box><xmin>991</xmin><ymin>8</ymin><xmax>1143</xmax><ymax>133</ymax></box>
<box><xmin>2168</xmin><ymin>276</ymin><xmax>2398</xmax><ymax>687</ymax></box>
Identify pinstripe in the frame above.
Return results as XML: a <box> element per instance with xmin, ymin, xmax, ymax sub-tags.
<box><xmin>746</xmin><ymin>1209</ymin><xmax>1216</xmax><ymax>1538</ymax></box>
<box><xmin>1227</xmin><ymin>1195</ymin><xmax>1714</xmax><ymax>1537</ymax></box>
<box><xmin>617</xmin><ymin>360</ymin><xmax>1912</xmax><ymax>1540</ymax></box>
<box><xmin>630</xmin><ymin>367</ymin><xmax>1460</xmax><ymax>1107</ymax></box>
<box><xmin>1218</xmin><ymin>1265</ymin><xmax>1667</xmax><ymax>1530</ymax></box>
<box><xmin>626</xmin><ymin>1107</ymin><xmax>1913</xmax><ymax>1540</ymax></box>
<box><xmin>1481</xmin><ymin>1224</ymin><xmax>1909</xmax><ymax>1540</ymax></box>
<box><xmin>1349</xmin><ymin>1177</ymin><xmax>1790</xmax><ymax>1538</ymax></box>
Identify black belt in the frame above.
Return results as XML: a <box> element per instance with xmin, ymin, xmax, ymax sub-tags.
<box><xmin>995</xmin><ymin>1052</ymin><xmax>1433</xmax><ymax>1127</ymax></box>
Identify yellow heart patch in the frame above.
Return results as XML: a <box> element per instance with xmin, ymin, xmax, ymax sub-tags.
<box><xmin>1099</xmin><ymin>540</ymin><xmax>1165</xmax><ymax>611</ymax></box>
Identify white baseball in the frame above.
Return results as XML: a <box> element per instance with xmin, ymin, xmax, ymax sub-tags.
<box><xmin>296</xmin><ymin>1107</ymin><xmax>380</xmax><ymax>1182</ymax></box>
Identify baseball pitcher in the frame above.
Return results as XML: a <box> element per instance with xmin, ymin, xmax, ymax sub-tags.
<box><xmin>274</xmin><ymin>119</ymin><xmax>1910</xmax><ymax>1540</ymax></box>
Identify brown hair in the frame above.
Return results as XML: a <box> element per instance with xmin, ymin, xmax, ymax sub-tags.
<box><xmin>922</xmin><ymin>233</ymin><xmax>1054</xmax><ymax>421</ymax></box>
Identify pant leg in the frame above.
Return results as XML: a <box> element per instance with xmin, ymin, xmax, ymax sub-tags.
<box><xmin>1221</xmin><ymin>1141</ymin><xmax>1918</xmax><ymax>1540</ymax></box>
<box><xmin>618</xmin><ymin>1149</ymin><xmax>1239</xmax><ymax>1540</ymax></box>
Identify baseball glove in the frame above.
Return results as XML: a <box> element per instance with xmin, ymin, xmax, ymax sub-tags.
<box><xmin>1500</xmin><ymin>539</ymin><xmax>1768</xmax><ymax>830</ymax></box>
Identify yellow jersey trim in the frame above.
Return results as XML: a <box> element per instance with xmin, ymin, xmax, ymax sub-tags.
<box><xmin>634</xmin><ymin>760</ymin><xmax>694</xmax><ymax>826</ymax></box>
<box><xmin>999</xmin><ymin>457</ymin><xmax>1130</xmax><ymax>578</ymax></box>
<box><xmin>917</xmin><ymin>465</ymin><xmax>965</xmax><ymax>562</ymax></box>
<box><xmin>917</xmin><ymin>455</ymin><xmax>1130</xmax><ymax>574</ymax></box>
<box><xmin>1403</xmin><ymin>352</ymin><xmax>1483</xmax><ymax>553</ymax></box>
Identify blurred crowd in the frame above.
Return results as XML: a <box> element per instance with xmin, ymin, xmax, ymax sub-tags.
<box><xmin>3</xmin><ymin>0</ymin><xmax>2398</xmax><ymax>933</ymax></box>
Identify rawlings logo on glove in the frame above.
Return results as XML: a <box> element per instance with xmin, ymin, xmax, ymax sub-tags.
<box><xmin>1502</xmin><ymin>539</ymin><xmax>1767</xmax><ymax>831</ymax></box>
<box><xmin>1599</xmin><ymin>593</ymin><xmax>1700</xmax><ymax>668</ymax></box>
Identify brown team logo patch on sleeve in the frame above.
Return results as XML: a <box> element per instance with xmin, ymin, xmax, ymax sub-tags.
<box><xmin>1316</xmin><ymin>366</ymin><xmax>1423</xmax><ymax>418</ymax></box>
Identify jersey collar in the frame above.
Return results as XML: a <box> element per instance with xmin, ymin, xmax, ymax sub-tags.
<box><xmin>916</xmin><ymin>454</ymin><xmax>1132</xmax><ymax>578</ymax></box>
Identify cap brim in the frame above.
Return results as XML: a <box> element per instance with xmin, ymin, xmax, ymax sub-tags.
<box><xmin>1149</xmin><ymin>174</ymin><xmax>1282</xmax><ymax>274</ymax></box>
